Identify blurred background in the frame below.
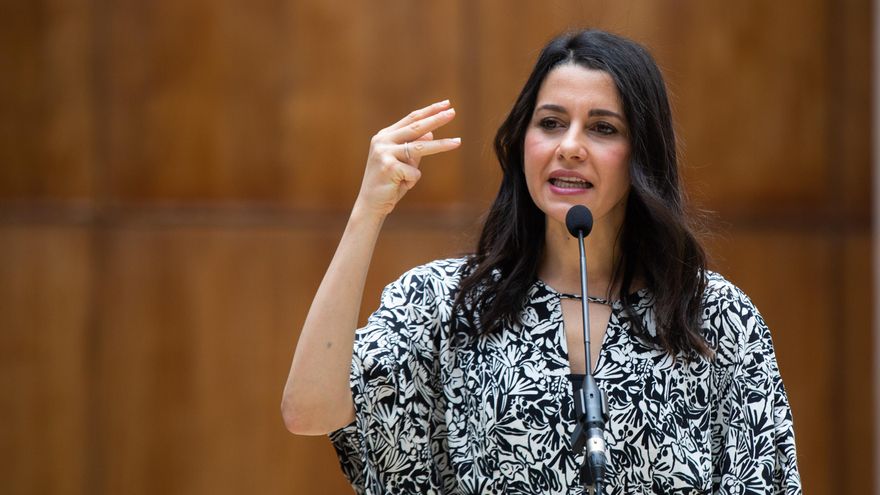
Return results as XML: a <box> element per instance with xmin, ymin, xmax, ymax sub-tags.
<box><xmin>0</xmin><ymin>0</ymin><xmax>874</xmax><ymax>493</ymax></box>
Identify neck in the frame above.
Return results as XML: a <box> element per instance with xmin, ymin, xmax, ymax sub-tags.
<box><xmin>538</xmin><ymin>213</ymin><xmax>623</xmax><ymax>298</ymax></box>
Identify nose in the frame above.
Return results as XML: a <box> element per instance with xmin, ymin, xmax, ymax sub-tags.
<box><xmin>557</xmin><ymin>128</ymin><xmax>586</xmax><ymax>162</ymax></box>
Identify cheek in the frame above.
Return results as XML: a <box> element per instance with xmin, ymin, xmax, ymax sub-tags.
<box><xmin>523</xmin><ymin>130</ymin><xmax>555</xmax><ymax>161</ymax></box>
<box><xmin>597</xmin><ymin>146</ymin><xmax>631</xmax><ymax>184</ymax></box>
<box><xmin>522</xmin><ymin>132</ymin><xmax>549</xmax><ymax>200</ymax></box>
<box><xmin>595</xmin><ymin>143</ymin><xmax>629</xmax><ymax>164</ymax></box>
<box><xmin>523</xmin><ymin>132</ymin><xmax>556</xmax><ymax>183</ymax></box>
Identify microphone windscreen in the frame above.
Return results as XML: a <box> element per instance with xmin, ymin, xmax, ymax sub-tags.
<box><xmin>565</xmin><ymin>205</ymin><xmax>593</xmax><ymax>238</ymax></box>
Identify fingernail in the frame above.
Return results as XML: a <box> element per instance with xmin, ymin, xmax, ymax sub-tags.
<box><xmin>451</xmin><ymin>137</ymin><xmax>461</xmax><ymax>143</ymax></box>
<box><xmin>439</xmin><ymin>99</ymin><xmax>450</xmax><ymax>106</ymax></box>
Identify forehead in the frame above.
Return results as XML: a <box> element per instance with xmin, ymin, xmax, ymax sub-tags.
<box><xmin>535</xmin><ymin>64</ymin><xmax>622</xmax><ymax>111</ymax></box>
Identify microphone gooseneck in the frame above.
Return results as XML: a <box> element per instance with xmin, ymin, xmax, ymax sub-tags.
<box><xmin>565</xmin><ymin>205</ymin><xmax>609</xmax><ymax>494</ymax></box>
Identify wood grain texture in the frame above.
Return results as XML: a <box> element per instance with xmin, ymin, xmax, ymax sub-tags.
<box><xmin>0</xmin><ymin>0</ymin><xmax>95</xmax><ymax>199</ymax></box>
<box><xmin>101</xmin><ymin>0</ymin><xmax>293</xmax><ymax>200</ymax></box>
<box><xmin>94</xmin><ymin>227</ymin><xmax>353</xmax><ymax>493</ymax></box>
<box><xmin>100</xmin><ymin>0</ymin><xmax>468</xmax><ymax>209</ymax></box>
<box><xmin>841</xmin><ymin>234</ymin><xmax>874</xmax><ymax>494</ymax></box>
<box><xmin>832</xmin><ymin>0</ymin><xmax>873</xmax><ymax>215</ymax></box>
<box><xmin>89</xmin><ymin>225</ymin><xmax>468</xmax><ymax>494</ymax></box>
<box><xmin>670</xmin><ymin>0</ymin><xmax>831</xmax><ymax>214</ymax></box>
<box><xmin>0</xmin><ymin>227</ymin><xmax>92</xmax><ymax>495</ymax></box>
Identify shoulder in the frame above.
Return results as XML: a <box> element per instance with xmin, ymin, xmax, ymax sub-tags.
<box><xmin>702</xmin><ymin>271</ymin><xmax>750</xmax><ymax>305</ymax></box>
<box><xmin>377</xmin><ymin>257</ymin><xmax>470</xmax><ymax>308</ymax></box>
<box><xmin>388</xmin><ymin>257</ymin><xmax>469</xmax><ymax>291</ymax></box>
<box><xmin>701</xmin><ymin>271</ymin><xmax>761</xmax><ymax>318</ymax></box>
<box><xmin>359</xmin><ymin>258</ymin><xmax>470</xmax><ymax>354</ymax></box>
<box><xmin>395</xmin><ymin>257</ymin><xmax>470</xmax><ymax>283</ymax></box>
<box><xmin>700</xmin><ymin>271</ymin><xmax>770</xmax><ymax>364</ymax></box>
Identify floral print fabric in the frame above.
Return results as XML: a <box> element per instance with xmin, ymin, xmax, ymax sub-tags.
<box><xmin>329</xmin><ymin>258</ymin><xmax>801</xmax><ymax>494</ymax></box>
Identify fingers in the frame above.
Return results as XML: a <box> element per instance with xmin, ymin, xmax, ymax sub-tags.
<box><xmin>387</xmin><ymin>99</ymin><xmax>451</xmax><ymax>133</ymax></box>
<box><xmin>399</xmin><ymin>138</ymin><xmax>461</xmax><ymax>162</ymax></box>
<box><xmin>370</xmin><ymin>101</ymin><xmax>460</xmax><ymax>169</ymax></box>
<box><xmin>373</xmin><ymin>102</ymin><xmax>460</xmax><ymax>164</ymax></box>
<box><xmin>357</xmin><ymin>102</ymin><xmax>460</xmax><ymax>216</ymax></box>
<box><xmin>390</xmin><ymin>107</ymin><xmax>456</xmax><ymax>144</ymax></box>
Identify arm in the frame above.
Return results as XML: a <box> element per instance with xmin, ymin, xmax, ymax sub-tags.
<box><xmin>281</xmin><ymin>100</ymin><xmax>461</xmax><ymax>435</ymax></box>
<box><xmin>711</xmin><ymin>288</ymin><xmax>802</xmax><ymax>494</ymax></box>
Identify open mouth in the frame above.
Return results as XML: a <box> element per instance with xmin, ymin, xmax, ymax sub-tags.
<box><xmin>549</xmin><ymin>177</ymin><xmax>593</xmax><ymax>189</ymax></box>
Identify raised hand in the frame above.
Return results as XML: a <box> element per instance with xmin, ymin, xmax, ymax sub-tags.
<box><xmin>354</xmin><ymin>99</ymin><xmax>461</xmax><ymax>217</ymax></box>
<box><xmin>283</xmin><ymin>100</ymin><xmax>462</xmax><ymax>435</ymax></box>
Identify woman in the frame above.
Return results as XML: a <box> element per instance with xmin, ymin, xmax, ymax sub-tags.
<box><xmin>282</xmin><ymin>30</ymin><xmax>802</xmax><ymax>494</ymax></box>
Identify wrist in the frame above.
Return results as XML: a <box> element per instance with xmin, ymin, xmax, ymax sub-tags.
<box><xmin>350</xmin><ymin>200</ymin><xmax>388</xmax><ymax>227</ymax></box>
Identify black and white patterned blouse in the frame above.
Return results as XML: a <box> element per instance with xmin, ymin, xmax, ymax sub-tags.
<box><xmin>329</xmin><ymin>257</ymin><xmax>802</xmax><ymax>494</ymax></box>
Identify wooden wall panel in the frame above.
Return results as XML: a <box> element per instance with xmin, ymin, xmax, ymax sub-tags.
<box><xmin>95</xmin><ymin>227</ymin><xmax>351</xmax><ymax>494</ymax></box>
<box><xmin>0</xmin><ymin>227</ymin><xmax>91</xmax><ymax>495</ymax></box>
<box><xmin>283</xmin><ymin>0</ymin><xmax>372</xmax><ymax>209</ymax></box>
<box><xmin>335</xmin><ymin>1</ymin><xmax>467</xmax><ymax>210</ymax></box>
<box><xmin>92</xmin><ymin>225</ymin><xmax>471</xmax><ymax>494</ymax></box>
<box><xmin>670</xmin><ymin>0</ymin><xmax>830</xmax><ymax>213</ymax></box>
<box><xmin>102</xmin><ymin>0</ymin><xmax>294</xmax><ymax>201</ymax></box>
<box><xmin>841</xmin><ymin>234</ymin><xmax>874</xmax><ymax>494</ymax></box>
<box><xmin>284</xmin><ymin>0</ymin><xmax>470</xmax><ymax>211</ymax></box>
<box><xmin>101</xmin><ymin>0</ymin><xmax>468</xmax><ymax>209</ymax></box>
<box><xmin>0</xmin><ymin>0</ymin><xmax>94</xmax><ymax>199</ymax></box>
<box><xmin>834</xmin><ymin>0</ymin><xmax>873</xmax><ymax>215</ymax></box>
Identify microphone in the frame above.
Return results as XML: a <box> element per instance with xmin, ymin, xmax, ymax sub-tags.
<box><xmin>565</xmin><ymin>204</ymin><xmax>593</xmax><ymax>238</ymax></box>
<box><xmin>565</xmin><ymin>205</ymin><xmax>609</xmax><ymax>494</ymax></box>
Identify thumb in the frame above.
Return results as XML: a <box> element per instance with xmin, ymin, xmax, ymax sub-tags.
<box><xmin>394</xmin><ymin>163</ymin><xmax>422</xmax><ymax>187</ymax></box>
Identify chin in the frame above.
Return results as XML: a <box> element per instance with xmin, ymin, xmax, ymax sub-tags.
<box><xmin>543</xmin><ymin>204</ymin><xmax>573</xmax><ymax>226</ymax></box>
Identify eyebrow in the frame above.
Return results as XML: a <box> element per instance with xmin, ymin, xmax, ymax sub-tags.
<box><xmin>535</xmin><ymin>104</ymin><xmax>624</xmax><ymax>121</ymax></box>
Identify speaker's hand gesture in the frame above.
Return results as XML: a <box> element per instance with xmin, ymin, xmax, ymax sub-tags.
<box><xmin>354</xmin><ymin>100</ymin><xmax>461</xmax><ymax>217</ymax></box>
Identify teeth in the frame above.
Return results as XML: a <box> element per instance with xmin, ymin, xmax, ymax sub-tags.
<box><xmin>550</xmin><ymin>178</ymin><xmax>591</xmax><ymax>189</ymax></box>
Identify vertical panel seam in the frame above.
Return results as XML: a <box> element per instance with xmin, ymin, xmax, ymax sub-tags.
<box><xmin>459</xmin><ymin>0</ymin><xmax>482</xmax><ymax>245</ymax></box>
<box><xmin>85</xmin><ymin>0</ymin><xmax>112</xmax><ymax>492</ymax></box>
<box><xmin>825</xmin><ymin>0</ymin><xmax>848</xmax><ymax>490</ymax></box>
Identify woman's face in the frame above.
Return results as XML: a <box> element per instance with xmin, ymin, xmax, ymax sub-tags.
<box><xmin>523</xmin><ymin>64</ymin><xmax>631</xmax><ymax>233</ymax></box>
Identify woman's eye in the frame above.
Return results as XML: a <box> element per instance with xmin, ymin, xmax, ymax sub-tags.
<box><xmin>539</xmin><ymin>118</ymin><xmax>563</xmax><ymax>130</ymax></box>
<box><xmin>593</xmin><ymin>122</ymin><xmax>617</xmax><ymax>135</ymax></box>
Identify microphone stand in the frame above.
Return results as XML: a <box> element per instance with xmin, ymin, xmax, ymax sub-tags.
<box><xmin>568</xmin><ymin>227</ymin><xmax>610</xmax><ymax>494</ymax></box>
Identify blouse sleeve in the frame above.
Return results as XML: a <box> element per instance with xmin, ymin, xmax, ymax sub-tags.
<box><xmin>328</xmin><ymin>260</ymin><xmax>458</xmax><ymax>494</ymax></box>
<box><xmin>709</xmin><ymin>284</ymin><xmax>802</xmax><ymax>494</ymax></box>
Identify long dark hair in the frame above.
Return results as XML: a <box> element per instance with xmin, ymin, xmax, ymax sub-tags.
<box><xmin>452</xmin><ymin>29</ymin><xmax>712</xmax><ymax>359</ymax></box>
